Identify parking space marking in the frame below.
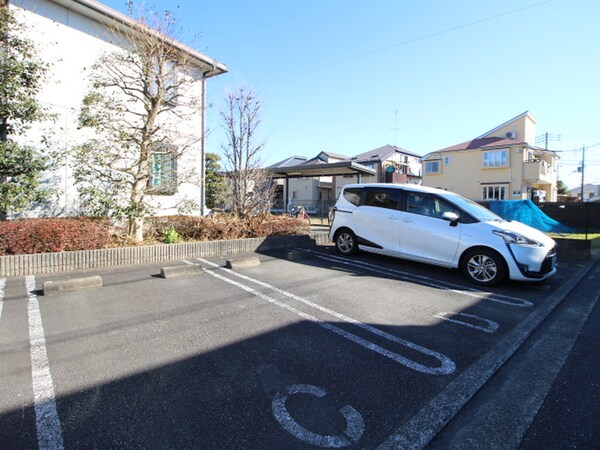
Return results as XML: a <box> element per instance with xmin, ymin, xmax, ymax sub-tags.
<box><xmin>434</xmin><ymin>312</ymin><xmax>499</xmax><ymax>334</ymax></box>
<box><xmin>26</xmin><ymin>276</ymin><xmax>64</xmax><ymax>450</ymax></box>
<box><xmin>299</xmin><ymin>249</ymin><xmax>534</xmax><ymax>308</ymax></box>
<box><xmin>191</xmin><ymin>259</ymin><xmax>455</xmax><ymax>375</ymax></box>
<box><xmin>0</xmin><ymin>278</ymin><xmax>5</xmax><ymax>322</ymax></box>
<box><xmin>272</xmin><ymin>384</ymin><xmax>365</xmax><ymax>448</ymax></box>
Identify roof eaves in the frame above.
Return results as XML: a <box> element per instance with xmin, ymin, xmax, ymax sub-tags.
<box><xmin>48</xmin><ymin>0</ymin><xmax>228</xmax><ymax>77</ymax></box>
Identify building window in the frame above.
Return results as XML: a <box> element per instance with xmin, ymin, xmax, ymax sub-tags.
<box><xmin>482</xmin><ymin>185</ymin><xmax>507</xmax><ymax>200</ymax></box>
<box><xmin>444</xmin><ymin>156</ymin><xmax>451</xmax><ymax>166</ymax></box>
<box><xmin>148</xmin><ymin>149</ymin><xmax>176</xmax><ymax>195</ymax></box>
<box><xmin>425</xmin><ymin>160</ymin><xmax>440</xmax><ymax>174</ymax></box>
<box><xmin>483</xmin><ymin>149</ymin><xmax>508</xmax><ymax>167</ymax></box>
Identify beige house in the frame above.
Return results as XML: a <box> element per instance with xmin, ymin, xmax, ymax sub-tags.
<box><xmin>422</xmin><ymin>112</ymin><xmax>559</xmax><ymax>202</ymax></box>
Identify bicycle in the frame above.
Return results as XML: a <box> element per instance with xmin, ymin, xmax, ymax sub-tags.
<box><xmin>289</xmin><ymin>205</ymin><xmax>312</xmax><ymax>225</ymax></box>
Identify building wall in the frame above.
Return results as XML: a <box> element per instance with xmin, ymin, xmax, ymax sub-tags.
<box><xmin>423</xmin><ymin>145</ymin><xmax>558</xmax><ymax>202</ymax></box>
<box><xmin>483</xmin><ymin>114</ymin><xmax>537</xmax><ymax>146</ymax></box>
<box><xmin>11</xmin><ymin>0</ymin><xmax>206</xmax><ymax>217</ymax></box>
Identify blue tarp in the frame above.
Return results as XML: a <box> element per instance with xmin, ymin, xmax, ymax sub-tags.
<box><xmin>489</xmin><ymin>200</ymin><xmax>574</xmax><ymax>233</ymax></box>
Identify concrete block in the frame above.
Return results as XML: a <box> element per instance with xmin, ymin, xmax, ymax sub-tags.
<box><xmin>225</xmin><ymin>256</ymin><xmax>261</xmax><ymax>269</ymax></box>
<box><xmin>160</xmin><ymin>264</ymin><xmax>204</xmax><ymax>278</ymax></box>
<box><xmin>43</xmin><ymin>276</ymin><xmax>103</xmax><ymax>296</ymax></box>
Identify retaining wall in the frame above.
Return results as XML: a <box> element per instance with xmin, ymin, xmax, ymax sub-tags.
<box><xmin>0</xmin><ymin>233</ymin><xmax>330</xmax><ymax>277</ymax></box>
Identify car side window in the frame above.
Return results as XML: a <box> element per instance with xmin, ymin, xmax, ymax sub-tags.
<box><xmin>406</xmin><ymin>193</ymin><xmax>457</xmax><ymax>218</ymax></box>
<box><xmin>364</xmin><ymin>189</ymin><xmax>400</xmax><ymax>210</ymax></box>
<box><xmin>343</xmin><ymin>188</ymin><xmax>362</xmax><ymax>206</ymax></box>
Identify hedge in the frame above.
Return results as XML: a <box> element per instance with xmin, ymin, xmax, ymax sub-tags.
<box><xmin>0</xmin><ymin>214</ymin><xmax>310</xmax><ymax>255</ymax></box>
<box><xmin>0</xmin><ymin>218</ymin><xmax>111</xmax><ymax>255</ymax></box>
<box><xmin>146</xmin><ymin>214</ymin><xmax>310</xmax><ymax>242</ymax></box>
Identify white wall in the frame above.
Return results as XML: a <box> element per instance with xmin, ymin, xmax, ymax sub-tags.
<box><xmin>11</xmin><ymin>0</ymin><xmax>205</xmax><ymax>217</ymax></box>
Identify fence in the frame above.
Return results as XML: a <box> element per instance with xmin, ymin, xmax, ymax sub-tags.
<box><xmin>481</xmin><ymin>201</ymin><xmax>600</xmax><ymax>232</ymax></box>
<box><xmin>272</xmin><ymin>199</ymin><xmax>336</xmax><ymax>222</ymax></box>
<box><xmin>536</xmin><ymin>202</ymin><xmax>600</xmax><ymax>232</ymax></box>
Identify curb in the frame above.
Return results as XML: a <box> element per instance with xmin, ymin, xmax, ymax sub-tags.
<box><xmin>377</xmin><ymin>254</ymin><xmax>600</xmax><ymax>449</ymax></box>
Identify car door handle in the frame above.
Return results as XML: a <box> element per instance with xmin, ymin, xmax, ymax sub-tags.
<box><xmin>402</xmin><ymin>218</ymin><xmax>413</xmax><ymax>223</ymax></box>
<box><xmin>388</xmin><ymin>216</ymin><xmax>401</xmax><ymax>220</ymax></box>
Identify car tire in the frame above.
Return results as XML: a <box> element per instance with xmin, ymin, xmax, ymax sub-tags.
<box><xmin>461</xmin><ymin>248</ymin><xmax>506</xmax><ymax>286</ymax></box>
<box><xmin>335</xmin><ymin>229</ymin><xmax>358</xmax><ymax>256</ymax></box>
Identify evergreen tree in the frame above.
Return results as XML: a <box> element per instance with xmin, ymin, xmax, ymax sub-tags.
<box><xmin>0</xmin><ymin>5</ymin><xmax>51</xmax><ymax>217</ymax></box>
<box><xmin>205</xmin><ymin>152</ymin><xmax>227</xmax><ymax>210</ymax></box>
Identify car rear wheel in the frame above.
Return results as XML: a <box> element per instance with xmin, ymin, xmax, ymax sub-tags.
<box><xmin>462</xmin><ymin>248</ymin><xmax>506</xmax><ymax>286</ymax></box>
<box><xmin>335</xmin><ymin>229</ymin><xmax>358</xmax><ymax>256</ymax></box>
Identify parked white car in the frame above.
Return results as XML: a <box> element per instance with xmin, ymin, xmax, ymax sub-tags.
<box><xmin>329</xmin><ymin>183</ymin><xmax>557</xmax><ymax>285</ymax></box>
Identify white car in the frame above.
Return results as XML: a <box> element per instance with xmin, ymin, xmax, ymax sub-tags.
<box><xmin>329</xmin><ymin>183</ymin><xmax>557</xmax><ymax>285</ymax></box>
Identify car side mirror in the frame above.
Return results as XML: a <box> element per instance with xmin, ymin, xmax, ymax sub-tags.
<box><xmin>442</xmin><ymin>211</ymin><xmax>459</xmax><ymax>227</ymax></box>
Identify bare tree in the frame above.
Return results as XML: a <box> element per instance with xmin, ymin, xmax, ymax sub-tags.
<box><xmin>220</xmin><ymin>88</ymin><xmax>275</xmax><ymax>216</ymax></box>
<box><xmin>72</xmin><ymin>6</ymin><xmax>204</xmax><ymax>242</ymax></box>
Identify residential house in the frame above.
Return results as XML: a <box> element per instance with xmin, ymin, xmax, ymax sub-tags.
<box><xmin>421</xmin><ymin>112</ymin><xmax>559</xmax><ymax>202</ymax></box>
<box><xmin>333</xmin><ymin>145</ymin><xmax>422</xmax><ymax>198</ymax></box>
<box><xmin>568</xmin><ymin>184</ymin><xmax>600</xmax><ymax>202</ymax></box>
<box><xmin>270</xmin><ymin>145</ymin><xmax>421</xmax><ymax>213</ymax></box>
<box><xmin>270</xmin><ymin>151</ymin><xmax>347</xmax><ymax>213</ymax></box>
<box><xmin>10</xmin><ymin>0</ymin><xmax>227</xmax><ymax>217</ymax></box>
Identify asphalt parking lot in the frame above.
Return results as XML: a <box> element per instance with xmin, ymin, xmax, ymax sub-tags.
<box><xmin>0</xmin><ymin>246</ymin><xmax>592</xmax><ymax>449</ymax></box>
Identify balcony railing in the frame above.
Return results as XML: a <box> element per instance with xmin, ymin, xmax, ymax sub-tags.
<box><xmin>524</xmin><ymin>160</ymin><xmax>555</xmax><ymax>184</ymax></box>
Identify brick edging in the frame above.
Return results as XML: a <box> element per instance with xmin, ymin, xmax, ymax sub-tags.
<box><xmin>0</xmin><ymin>233</ymin><xmax>330</xmax><ymax>277</ymax></box>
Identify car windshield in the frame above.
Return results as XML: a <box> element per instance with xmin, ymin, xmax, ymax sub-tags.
<box><xmin>446</xmin><ymin>194</ymin><xmax>503</xmax><ymax>222</ymax></box>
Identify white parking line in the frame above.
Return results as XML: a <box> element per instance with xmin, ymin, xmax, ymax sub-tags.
<box><xmin>298</xmin><ymin>249</ymin><xmax>534</xmax><ymax>308</ymax></box>
<box><xmin>26</xmin><ymin>276</ymin><xmax>64</xmax><ymax>450</ymax></box>
<box><xmin>434</xmin><ymin>312</ymin><xmax>499</xmax><ymax>334</ymax></box>
<box><xmin>0</xmin><ymin>278</ymin><xmax>5</xmax><ymax>323</ymax></box>
<box><xmin>190</xmin><ymin>259</ymin><xmax>456</xmax><ymax>376</ymax></box>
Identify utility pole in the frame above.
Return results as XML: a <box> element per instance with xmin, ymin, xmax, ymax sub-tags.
<box><xmin>391</xmin><ymin>110</ymin><xmax>400</xmax><ymax>146</ymax></box>
<box><xmin>580</xmin><ymin>145</ymin><xmax>588</xmax><ymax>239</ymax></box>
<box><xmin>579</xmin><ymin>145</ymin><xmax>586</xmax><ymax>201</ymax></box>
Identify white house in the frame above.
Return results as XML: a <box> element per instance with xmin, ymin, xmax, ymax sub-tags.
<box><xmin>9</xmin><ymin>0</ymin><xmax>227</xmax><ymax>217</ymax></box>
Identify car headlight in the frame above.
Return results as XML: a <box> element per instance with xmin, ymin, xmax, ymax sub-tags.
<box><xmin>493</xmin><ymin>230</ymin><xmax>542</xmax><ymax>247</ymax></box>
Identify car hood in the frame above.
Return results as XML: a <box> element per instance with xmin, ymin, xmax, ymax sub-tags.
<box><xmin>486</xmin><ymin>220</ymin><xmax>556</xmax><ymax>247</ymax></box>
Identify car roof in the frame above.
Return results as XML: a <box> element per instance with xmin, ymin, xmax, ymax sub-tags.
<box><xmin>342</xmin><ymin>183</ymin><xmax>455</xmax><ymax>196</ymax></box>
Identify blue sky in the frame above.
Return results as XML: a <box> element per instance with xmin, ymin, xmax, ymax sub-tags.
<box><xmin>102</xmin><ymin>0</ymin><xmax>600</xmax><ymax>189</ymax></box>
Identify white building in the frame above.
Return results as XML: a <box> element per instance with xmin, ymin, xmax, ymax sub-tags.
<box><xmin>9</xmin><ymin>0</ymin><xmax>227</xmax><ymax>217</ymax></box>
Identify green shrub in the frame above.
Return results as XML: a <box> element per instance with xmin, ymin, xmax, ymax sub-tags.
<box><xmin>163</xmin><ymin>227</ymin><xmax>180</xmax><ymax>244</ymax></box>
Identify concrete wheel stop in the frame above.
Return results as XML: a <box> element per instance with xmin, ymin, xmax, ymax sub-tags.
<box><xmin>43</xmin><ymin>276</ymin><xmax>103</xmax><ymax>296</ymax></box>
<box><xmin>225</xmin><ymin>256</ymin><xmax>261</xmax><ymax>269</ymax></box>
<box><xmin>160</xmin><ymin>264</ymin><xmax>204</xmax><ymax>278</ymax></box>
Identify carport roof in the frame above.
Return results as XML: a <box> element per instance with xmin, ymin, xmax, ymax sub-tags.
<box><xmin>268</xmin><ymin>160</ymin><xmax>376</xmax><ymax>179</ymax></box>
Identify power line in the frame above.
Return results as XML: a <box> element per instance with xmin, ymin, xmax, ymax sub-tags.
<box><xmin>260</xmin><ymin>0</ymin><xmax>555</xmax><ymax>84</ymax></box>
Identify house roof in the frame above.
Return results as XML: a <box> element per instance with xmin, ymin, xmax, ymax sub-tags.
<box><xmin>46</xmin><ymin>0</ymin><xmax>228</xmax><ymax>77</ymax></box>
<box><xmin>433</xmin><ymin>137</ymin><xmax>526</xmax><ymax>154</ymax></box>
<box><xmin>269</xmin><ymin>156</ymin><xmax>308</xmax><ymax>168</ymax></box>
<box><xmin>351</xmin><ymin>145</ymin><xmax>421</xmax><ymax>163</ymax></box>
<box><xmin>303</xmin><ymin>151</ymin><xmax>348</xmax><ymax>164</ymax></box>
<box><xmin>268</xmin><ymin>161</ymin><xmax>376</xmax><ymax>179</ymax></box>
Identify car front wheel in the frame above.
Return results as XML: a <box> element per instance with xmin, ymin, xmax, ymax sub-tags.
<box><xmin>462</xmin><ymin>248</ymin><xmax>506</xmax><ymax>286</ymax></box>
<box><xmin>335</xmin><ymin>229</ymin><xmax>358</xmax><ymax>256</ymax></box>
